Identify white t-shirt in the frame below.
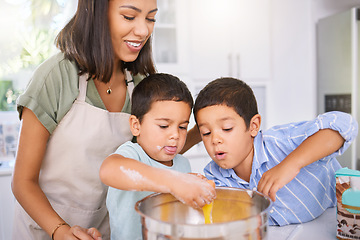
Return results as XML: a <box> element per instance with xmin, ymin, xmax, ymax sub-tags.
<box><xmin>106</xmin><ymin>141</ymin><xmax>191</xmax><ymax>240</ymax></box>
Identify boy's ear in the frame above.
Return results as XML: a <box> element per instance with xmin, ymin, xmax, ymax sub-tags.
<box><xmin>249</xmin><ymin>114</ymin><xmax>261</xmax><ymax>137</ymax></box>
<box><xmin>129</xmin><ymin>115</ymin><xmax>141</xmax><ymax>136</ymax></box>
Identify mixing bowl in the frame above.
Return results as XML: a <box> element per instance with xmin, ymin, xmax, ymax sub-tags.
<box><xmin>135</xmin><ymin>187</ymin><xmax>272</xmax><ymax>240</ymax></box>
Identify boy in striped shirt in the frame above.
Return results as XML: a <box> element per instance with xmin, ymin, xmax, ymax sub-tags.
<box><xmin>193</xmin><ymin>77</ymin><xmax>358</xmax><ymax>225</ymax></box>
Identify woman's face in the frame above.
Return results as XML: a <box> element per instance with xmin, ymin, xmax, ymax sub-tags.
<box><xmin>108</xmin><ymin>0</ymin><xmax>157</xmax><ymax>63</ymax></box>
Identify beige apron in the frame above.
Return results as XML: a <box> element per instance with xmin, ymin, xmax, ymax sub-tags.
<box><xmin>12</xmin><ymin>73</ymin><xmax>134</xmax><ymax>240</ymax></box>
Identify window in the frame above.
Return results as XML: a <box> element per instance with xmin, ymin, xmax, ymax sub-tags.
<box><xmin>0</xmin><ymin>0</ymin><xmax>75</xmax><ymax>160</ymax></box>
<box><xmin>0</xmin><ymin>0</ymin><xmax>76</xmax><ymax>111</ymax></box>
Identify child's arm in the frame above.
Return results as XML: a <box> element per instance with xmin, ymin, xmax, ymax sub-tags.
<box><xmin>257</xmin><ymin>129</ymin><xmax>345</xmax><ymax>202</ymax></box>
<box><xmin>100</xmin><ymin>154</ymin><xmax>216</xmax><ymax>208</ymax></box>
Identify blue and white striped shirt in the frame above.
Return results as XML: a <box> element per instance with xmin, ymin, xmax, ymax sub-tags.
<box><xmin>204</xmin><ymin>111</ymin><xmax>358</xmax><ymax>226</ymax></box>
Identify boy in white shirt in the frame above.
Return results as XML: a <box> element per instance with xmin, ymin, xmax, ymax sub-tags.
<box><xmin>100</xmin><ymin>73</ymin><xmax>216</xmax><ymax>240</ymax></box>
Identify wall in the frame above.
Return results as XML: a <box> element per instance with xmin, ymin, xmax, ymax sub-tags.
<box><xmin>184</xmin><ymin>0</ymin><xmax>360</xmax><ymax>171</ymax></box>
<box><xmin>267</xmin><ymin>0</ymin><xmax>359</xmax><ymax>128</ymax></box>
<box><xmin>313</xmin><ymin>0</ymin><xmax>360</xmax><ymax>20</ymax></box>
<box><xmin>268</xmin><ymin>0</ymin><xmax>315</xmax><ymax>127</ymax></box>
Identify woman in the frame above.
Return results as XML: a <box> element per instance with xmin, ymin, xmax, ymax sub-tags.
<box><xmin>13</xmin><ymin>0</ymin><xmax>157</xmax><ymax>239</ymax></box>
<box><xmin>12</xmin><ymin>0</ymin><xmax>208</xmax><ymax>238</ymax></box>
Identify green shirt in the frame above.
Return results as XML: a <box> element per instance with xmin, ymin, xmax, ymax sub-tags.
<box><xmin>17</xmin><ymin>52</ymin><xmax>142</xmax><ymax>134</ymax></box>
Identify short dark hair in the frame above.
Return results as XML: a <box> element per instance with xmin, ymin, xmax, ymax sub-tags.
<box><xmin>131</xmin><ymin>73</ymin><xmax>193</xmax><ymax>122</ymax></box>
<box><xmin>194</xmin><ymin>77</ymin><xmax>258</xmax><ymax>129</ymax></box>
<box><xmin>56</xmin><ymin>0</ymin><xmax>156</xmax><ymax>83</ymax></box>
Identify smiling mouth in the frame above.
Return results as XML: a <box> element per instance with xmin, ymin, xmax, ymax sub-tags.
<box><xmin>126</xmin><ymin>40</ymin><xmax>142</xmax><ymax>48</ymax></box>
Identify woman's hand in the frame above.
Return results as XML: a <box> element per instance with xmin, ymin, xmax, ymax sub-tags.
<box><xmin>54</xmin><ymin>225</ymin><xmax>102</xmax><ymax>240</ymax></box>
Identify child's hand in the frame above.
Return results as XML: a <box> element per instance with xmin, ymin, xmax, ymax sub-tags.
<box><xmin>188</xmin><ymin>172</ymin><xmax>208</xmax><ymax>180</ymax></box>
<box><xmin>168</xmin><ymin>173</ymin><xmax>216</xmax><ymax>209</ymax></box>
<box><xmin>257</xmin><ymin>162</ymin><xmax>300</xmax><ymax>202</ymax></box>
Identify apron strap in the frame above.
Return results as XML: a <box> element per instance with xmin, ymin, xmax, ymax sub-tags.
<box><xmin>125</xmin><ymin>69</ymin><xmax>134</xmax><ymax>101</ymax></box>
<box><xmin>78</xmin><ymin>74</ymin><xmax>88</xmax><ymax>102</ymax></box>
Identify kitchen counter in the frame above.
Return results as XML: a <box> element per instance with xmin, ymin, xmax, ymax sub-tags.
<box><xmin>0</xmin><ymin>160</ymin><xmax>14</xmax><ymax>176</ymax></box>
<box><xmin>268</xmin><ymin>207</ymin><xmax>337</xmax><ymax>240</ymax></box>
<box><xmin>0</xmin><ymin>160</ymin><xmax>15</xmax><ymax>240</ymax></box>
<box><xmin>0</xmin><ymin>159</ymin><xmax>340</xmax><ymax>240</ymax></box>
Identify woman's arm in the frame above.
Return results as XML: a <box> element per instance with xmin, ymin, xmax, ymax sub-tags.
<box><xmin>100</xmin><ymin>154</ymin><xmax>216</xmax><ymax>208</ymax></box>
<box><xmin>257</xmin><ymin>129</ymin><xmax>345</xmax><ymax>202</ymax></box>
<box><xmin>180</xmin><ymin>125</ymin><xmax>202</xmax><ymax>154</ymax></box>
<box><xmin>12</xmin><ymin>108</ymin><xmax>101</xmax><ymax>240</ymax></box>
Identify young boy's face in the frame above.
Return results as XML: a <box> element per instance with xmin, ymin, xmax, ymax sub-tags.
<box><xmin>196</xmin><ymin>105</ymin><xmax>258</xmax><ymax>175</ymax></box>
<box><xmin>131</xmin><ymin>100</ymin><xmax>191</xmax><ymax>166</ymax></box>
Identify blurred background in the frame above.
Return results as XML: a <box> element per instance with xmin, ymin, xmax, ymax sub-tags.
<box><xmin>0</xmin><ymin>0</ymin><xmax>360</xmax><ymax>238</ymax></box>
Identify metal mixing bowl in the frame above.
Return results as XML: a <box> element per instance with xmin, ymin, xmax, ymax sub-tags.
<box><xmin>135</xmin><ymin>187</ymin><xmax>272</xmax><ymax>240</ymax></box>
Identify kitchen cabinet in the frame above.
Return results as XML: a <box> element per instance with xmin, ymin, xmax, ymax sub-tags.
<box><xmin>153</xmin><ymin>0</ymin><xmax>269</xmax><ymax>129</ymax></box>
<box><xmin>153</xmin><ymin>1</ymin><xmax>269</xmax><ymax>168</ymax></box>
<box><xmin>153</xmin><ymin>0</ymin><xmax>271</xmax><ymax>80</ymax></box>
<box><xmin>187</xmin><ymin>0</ymin><xmax>271</xmax><ymax>82</ymax></box>
<box><xmin>153</xmin><ymin>0</ymin><xmax>191</xmax><ymax>77</ymax></box>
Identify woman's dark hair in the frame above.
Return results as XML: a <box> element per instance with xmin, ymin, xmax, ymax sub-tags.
<box><xmin>193</xmin><ymin>77</ymin><xmax>258</xmax><ymax>129</ymax></box>
<box><xmin>131</xmin><ymin>73</ymin><xmax>193</xmax><ymax>123</ymax></box>
<box><xmin>56</xmin><ymin>0</ymin><xmax>156</xmax><ymax>83</ymax></box>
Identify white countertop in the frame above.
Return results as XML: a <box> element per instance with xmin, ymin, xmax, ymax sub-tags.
<box><xmin>268</xmin><ymin>207</ymin><xmax>337</xmax><ymax>240</ymax></box>
<box><xmin>0</xmin><ymin>160</ymin><xmax>14</xmax><ymax>176</ymax></box>
<box><xmin>0</xmin><ymin>159</ymin><xmax>339</xmax><ymax>240</ymax></box>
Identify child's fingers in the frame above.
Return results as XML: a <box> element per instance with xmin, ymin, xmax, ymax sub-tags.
<box><xmin>171</xmin><ymin>174</ymin><xmax>216</xmax><ymax>208</ymax></box>
<box><xmin>257</xmin><ymin>177</ymin><xmax>275</xmax><ymax>201</ymax></box>
<box><xmin>261</xmin><ymin>182</ymin><xmax>279</xmax><ymax>202</ymax></box>
<box><xmin>269</xmin><ymin>189</ymin><xmax>277</xmax><ymax>202</ymax></box>
<box><xmin>188</xmin><ymin>172</ymin><xmax>207</xmax><ymax>180</ymax></box>
<box><xmin>257</xmin><ymin>175</ymin><xmax>266</xmax><ymax>192</ymax></box>
<box><xmin>206</xmin><ymin>180</ymin><xmax>217</xmax><ymax>200</ymax></box>
<box><xmin>207</xmin><ymin>179</ymin><xmax>216</xmax><ymax>188</ymax></box>
<box><xmin>260</xmin><ymin>184</ymin><xmax>271</xmax><ymax>200</ymax></box>
<box><xmin>197</xmin><ymin>179</ymin><xmax>216</xmax><ymax>207</ymax></box>
<box><xmin>194</xmin><ymin>181</ymin><xmax>216</xmax><ymax>208</ymax></box>
<box><xmin>257</xmin><ymin>177</ymin><xmax>269</xmax><ymax>194</ymax></box>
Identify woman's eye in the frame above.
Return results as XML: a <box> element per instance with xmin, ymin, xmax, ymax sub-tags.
<box><xmin>123</xmin><ymin>15</ymin><xmax>135</xmax><ymax>21</ymax></box>
<box><xmin>146</xmin><ymin>18</ymin><xmax>156</xmax><ymax>23</ymax></box>
<box><xmin>159</xmin><ymin>125</ymin><xmax>168</xmax><ymax>129</ymax></box>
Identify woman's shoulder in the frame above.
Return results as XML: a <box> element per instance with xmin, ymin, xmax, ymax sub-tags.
<box><xmin>32</xmin><ymin>52</ymin><xmax>79</xmax><ymax>85</ymax></box>
<box><xmin>17</xmin><ymin>52</ymin><xmax>80</xmax><ymax>133</ymax></box>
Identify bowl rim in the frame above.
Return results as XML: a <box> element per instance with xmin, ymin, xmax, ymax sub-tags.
<box><xmin>134</xmin><ymin>186</ymin><xmax>273</xmax><ymax>227</ymax></box>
